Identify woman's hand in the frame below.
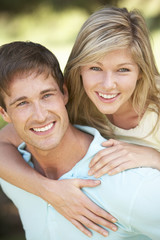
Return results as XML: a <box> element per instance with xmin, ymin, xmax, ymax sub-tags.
<box><xmin>88</xmin><ymin>139</ymin><xmax>160</xmax><ymax>178</ymax></box>
<box><xmin>40</xmin><ymin>178</ymin><xmax>118</xmax><ymax>237</ymax></box>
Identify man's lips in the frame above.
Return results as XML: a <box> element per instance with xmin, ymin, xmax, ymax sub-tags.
<box><xmin>31</xmin><ymin>122</ymin><xmax>55</xmax><ymax>133</ymax></box>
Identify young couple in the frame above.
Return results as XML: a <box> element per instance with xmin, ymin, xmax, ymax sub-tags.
<box><xmin>0</xmin><ymin>6</ymin><xmax>160</xmax><ymax>239</ymax></box>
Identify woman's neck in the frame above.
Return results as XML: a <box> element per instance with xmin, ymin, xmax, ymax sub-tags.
<box><xmin>107</xmin><ymin>108</ymin><xmax>140</xmax><ymax>130</ymax></box>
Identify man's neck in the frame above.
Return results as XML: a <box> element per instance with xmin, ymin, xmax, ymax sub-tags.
<box><xmin>26</xmin><ymin>125</ymin><xmax>93</xmax><ymax>180</ymax></box>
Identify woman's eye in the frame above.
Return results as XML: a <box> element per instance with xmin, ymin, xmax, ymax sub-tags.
<box><xmin>90</xmin><ymin>67</ymin><xmax>101</xmax><ymax>71</ymax></box>
<box><xmin>118</xmin><ymin>68</ymin><xmax>130</xmax><ymax>72</ymax></box>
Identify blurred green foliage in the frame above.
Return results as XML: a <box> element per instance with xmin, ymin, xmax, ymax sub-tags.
<box><xmin>0</xmin><ymin>5</ymin><xmax>89</xmax><ymax>71</ymax></box>
<box><xmin>0</xmin><ymin>0</ymin><xmax>159</xmax><ymax>71</ymax></box>
<box><xmin>0</xmin><ymin>0</ymin><xmax>119</xmax><ymax>13</ymax></box>
<box><xmin>0</xmin><ymin>117</ymin><xmax>7</xmax><ymax>129</ymax></box>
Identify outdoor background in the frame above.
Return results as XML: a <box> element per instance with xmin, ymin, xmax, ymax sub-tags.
<box><xmin>0</xmin><ymin>0</ymin><xmax>160</xmax><ymax>239</ymax></box>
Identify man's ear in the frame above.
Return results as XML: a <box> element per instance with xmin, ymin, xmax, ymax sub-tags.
<box><xmin>0</xmin><ymin>107</ymin><xmax>12</xmax><ymax>123</ymax></box>
<box><xmin>62</xmin><ymin>84</ymin><xmax>68</xmax><ymax>105</ymax></box>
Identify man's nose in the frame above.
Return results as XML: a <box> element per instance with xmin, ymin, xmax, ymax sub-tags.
<box><xmin>33</xmin><ymin>103</ymin><xmax>47</xmax><ymax>122</ymax></box>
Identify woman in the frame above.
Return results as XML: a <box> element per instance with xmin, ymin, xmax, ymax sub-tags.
<box><xmin>64</xmin><ymin>6</ymin><xmax>160</xmax><ymax>177</ymax></box>
<box><xmin>0</xmin><ymin>6</ymin><xmax>160</xmax><ymax>237</ymax></box>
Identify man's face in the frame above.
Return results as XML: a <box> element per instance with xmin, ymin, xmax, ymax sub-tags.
<box><xmin>1</xmin><ymin>72</ymin><xmax>69</xmax><ymax>151</ymax></box>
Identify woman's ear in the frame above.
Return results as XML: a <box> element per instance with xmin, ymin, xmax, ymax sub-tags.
<box><xmin>62</xmin><ymin>84</ymin><xmax>69</xmax><ymax>105</ymax></box>
<box><xmin>0</xmin><ymin>107</ymin><xmax>12</xmax><ymax>123</ymax></box>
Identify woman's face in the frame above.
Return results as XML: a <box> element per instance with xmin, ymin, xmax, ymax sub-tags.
<box><xmin>80</xmin><ymin>48</ymin><xmax>140</xmax><ymax>116</ymax></box>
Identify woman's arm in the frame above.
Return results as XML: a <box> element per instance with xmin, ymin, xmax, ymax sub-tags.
<box><xmin>0</xmin><ymin>124</ymin><xmax>43</xmax><ymax>193</ymax></box>
<box><xmin>88</xmin><ymin>139</ymin><xmax>160</xmax><ymax>177</ymax></box>
<box><xmin>0</xmin><ymin>124</ymin><xmax>117</xmax><ymax>237</ymax></box>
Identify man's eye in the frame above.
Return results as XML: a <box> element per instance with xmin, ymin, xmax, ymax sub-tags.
<box><xmin>90</xmin><ymin>67</ymin><xmax>101</xmax><ymax>71</ymax></box>
<box><xmin>43</xmin><ymin>94</ymin><xmax>53</xmax><ymax>99</ymax></box>
<box><xmin>17</xmin><ymin>101</ymin><xmax>28</xmax><ymax>107</ymax></box>
<box><xmin>118</xmin><ymin>68</ymin><xmax>130</xmax><ymax>72</ymax></box>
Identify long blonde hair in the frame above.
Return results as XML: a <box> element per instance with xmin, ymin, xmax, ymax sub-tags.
<box><xmin>64</xmin><ymin>7</ymin><xmax>160</xmax><ymax>138</ymax></box>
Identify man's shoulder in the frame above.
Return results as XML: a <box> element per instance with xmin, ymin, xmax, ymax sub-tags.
<box><xmin>100</xmin><ymin>167</ymin><xmax>160</xmax><ymax>186</ymax></box>
<box><xmin>127</xmin><ymin>166</ymin><xmax>160</xmax><ymax>179</ymax></box>
<box><xmin>75</xmin><ymin>125</ymin><xmax>107</xmax><ymax>156</ymax></box>
<box><xmin>75</xmin><ymin>125</ymin><xmax>107</xmax><ymax>141</ymax></box>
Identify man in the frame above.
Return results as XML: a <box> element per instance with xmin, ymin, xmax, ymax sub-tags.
<box><xmin>0</xmin><ymin>41</ymin><xmax>160</xmax><ymax>240</ymax></box>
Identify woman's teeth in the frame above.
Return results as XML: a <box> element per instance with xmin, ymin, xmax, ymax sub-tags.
<box><xmin>99</xmin><ymin>93</ymin><xmax>117</xmax><ymax>99</ymax></box>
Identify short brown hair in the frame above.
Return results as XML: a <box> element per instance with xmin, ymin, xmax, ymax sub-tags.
<box><xmin>0</xmin><ymin>41</ymin><xmax>64</xmax><ymax>110</ymax></box>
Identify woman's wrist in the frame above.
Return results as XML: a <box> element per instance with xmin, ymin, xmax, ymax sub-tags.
<box><xmin>35</xmin><ymin>173</ymin><xmax>58</xmax><ymax>204</ymax></box>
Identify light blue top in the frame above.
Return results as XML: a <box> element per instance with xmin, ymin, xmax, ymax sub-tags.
<box><xmin>1</xmin><ymin>125</ymin><xmax>160</xmax><ymax>240</ymax></box>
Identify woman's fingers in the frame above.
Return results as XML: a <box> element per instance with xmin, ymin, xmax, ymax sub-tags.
<box><xmin>70</xmin><ymin>208</ymin><xmax>117</xmax><ymax>237</ymax></box>
<box><xmin>89</xmin><ymin>146</ymin><xmax>126</xmax><ymax>176</ymax></box>
<box><xmin>75</xmin><ymin>179</ymin><xmax>117</xmax><ymax>223</ymax></box>
<box><xmin>52</xmin><ymin>178</ymin><xmax>118</xmax><ymax>236</ymax></box>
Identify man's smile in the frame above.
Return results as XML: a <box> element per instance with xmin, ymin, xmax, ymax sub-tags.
<box><xmin>31</xmin><ymin>122</ymin><xmax>55</xmax><ymax>133</ymax></box>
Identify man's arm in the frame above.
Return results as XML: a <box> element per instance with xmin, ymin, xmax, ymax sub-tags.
<box><xmin>0</xmin><ymin>123</ymin><xmax>117</xmax><ymax>237</ymax></box>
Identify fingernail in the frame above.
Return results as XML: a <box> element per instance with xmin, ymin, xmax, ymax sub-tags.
<box><xmin>87</xmin><ymin>232</ymin><xmax>92</xmax><ymax>237</ymax></box>
<box><xmin>94</xmin><ymin>173</ymin><xmax>99</xmax><ymax>178</ymax></box>
<box><xmin>94</xmin><ymin>180</ymin><xmax>101</xmax><ymax>184</ymax></box>
<box><xmin>111</xmin><ymin>217</ymin><xmax>117</xmax><ymax>223</ymax></box>
<box><xmin>102</xmin><ymin>231</ymin><xmax>108</xmax><ymax>237</ymax></box>
<box><xmin>88</xmin><ymin>170</ymin><xmax>93</xmax><ymax>176</ymax></box>
<box><xmin>108</xmin><ymin>171</ymin><xmax>113</xmax><ymax>176</ymax></box>
<box><xmin>112</xmin><ymin>226</ymin><xmax>118</xmax><ymax>231</ymax></box>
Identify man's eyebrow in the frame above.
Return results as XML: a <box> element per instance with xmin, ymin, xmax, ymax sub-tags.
<box><xmin>40</xmin><ymin>88</ymin><xmax>57</xmax><ymax>95</ymax></box>
<box><xmin>9</xmin><ymin>96</ymin><xmax>28</xmax><ymax>106</ymax></box>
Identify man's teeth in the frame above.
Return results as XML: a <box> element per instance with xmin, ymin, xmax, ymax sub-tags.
<box><xmin>99</xmin><ymin>93</ymin><xmax>117</xmax><ymax>99</ymax></box>
<box><xmin>33</xmin><ymin>123</ymin><xmax>53</xmax><ymax>132</ymax></box>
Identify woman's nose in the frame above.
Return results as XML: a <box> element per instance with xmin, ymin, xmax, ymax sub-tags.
<box><xmin>102</xmin><ymin>72</ymin><xmax>116</xmax><ymax>89</ymax></box>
